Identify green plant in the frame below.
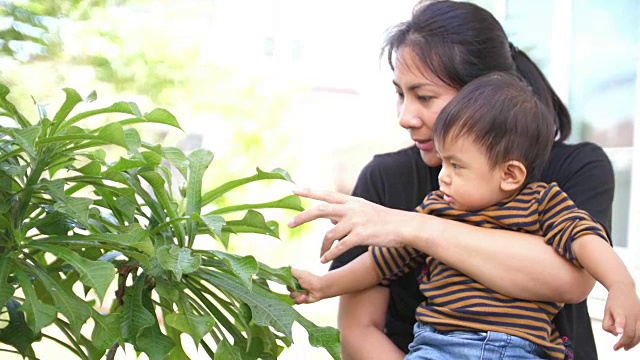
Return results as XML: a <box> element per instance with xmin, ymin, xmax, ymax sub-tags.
<box><xmin>0</xmin><ymin>83</ymin><xmax>340</xmax><ymax>359</ymax></box>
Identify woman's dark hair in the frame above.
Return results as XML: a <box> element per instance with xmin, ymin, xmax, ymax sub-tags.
<box><xmin>433</xmin><ymin>72</ymin><xmax>555</xmax><ymax>183</ymax></box>
<box><xmin>383</xmin><ymin>0</ymin><xmax>571</xmax><ymax>142</ymax></box>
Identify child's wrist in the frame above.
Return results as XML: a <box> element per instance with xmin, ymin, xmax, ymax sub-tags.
<box><xmin>605</xmin><ymin>279</ymin><xmax>636</xmax><ymax>292</ymax></box>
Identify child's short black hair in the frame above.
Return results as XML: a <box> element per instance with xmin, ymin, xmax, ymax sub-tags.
<box><xmin>433</xmin><ymin>72</ymin><xmax>555</xmax><ymax>183</ymax></box>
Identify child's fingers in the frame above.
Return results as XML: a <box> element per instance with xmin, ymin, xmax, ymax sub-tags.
<box><xmin>613</xmin><ymin>330</ymin><xmax>631</xmax><ymax>351</ymax></box>
<box><xmin>614</xmin><ymin>317</ymin><xmax>626</xmax><ymax>337</ymax></box>
<box><xmin>288</xmin><ymin>290</ymin><xmax>309</xmax><ymax>304</ymax></box>
<box><xmin>602</xmin><ymin>311</ymin><xmax>617</xmax><ymax>335</ymax></box>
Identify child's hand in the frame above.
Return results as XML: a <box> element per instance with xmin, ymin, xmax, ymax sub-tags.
<box><xmin>602</xmin><ymin>283</ymin><xmax>640</xmax><ymax>351</ymax></box>
<box><xmin>289</xmin><ymin>268</ymin><xmax>325</xmax><ymax>304</ymax></box>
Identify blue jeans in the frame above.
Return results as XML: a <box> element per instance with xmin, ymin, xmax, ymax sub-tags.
<box><xmin>406</xmin><ymin>323</ymin><xmax>548</xmax><ymax>360</ymax></box>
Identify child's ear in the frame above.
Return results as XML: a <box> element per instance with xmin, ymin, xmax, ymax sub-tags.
<box><xmin>500</xmin><ymin>160</ymin><xmax>527</xmax><ymax>192</ymax></box>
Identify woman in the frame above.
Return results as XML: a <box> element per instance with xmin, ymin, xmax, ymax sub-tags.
<box><xmin>288</xmin><ymin>1</ymin><xmax>638</xmax><ymax>359</ymax></box>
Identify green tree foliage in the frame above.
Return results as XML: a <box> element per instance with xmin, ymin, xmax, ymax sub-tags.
<box><xmin>0</xmin><ymin>0</ymin><xmax>124</xmax><ymax>60</ymax></box>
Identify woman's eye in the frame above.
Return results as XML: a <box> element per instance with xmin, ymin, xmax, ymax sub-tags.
<box><xmin>396</xmin><ymin>91</ymin><xmax>405</xmax><ymax>99</ymax></box>
<box><xmin>417</xmin><ymin>95</ymin><xmax>432</xmax><ymax>102</ymax></box>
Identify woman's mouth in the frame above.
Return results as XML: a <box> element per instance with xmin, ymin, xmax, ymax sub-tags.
<box><xmin>414</xmin><ymin>139</ymin><xmax>434</xmax><ymax>151</ymax></box>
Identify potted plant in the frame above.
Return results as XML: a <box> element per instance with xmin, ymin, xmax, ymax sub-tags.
<box><xmin>0</xmin><ymin>83</ymin><xmax>339</xmax><ymax>359</ymax></box>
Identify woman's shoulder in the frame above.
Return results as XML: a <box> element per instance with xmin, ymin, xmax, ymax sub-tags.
<box><xmin>549</xmin><ymin>140</ymin><xmax>609</xmax><ymax>160</ymax></box>
<box><xmin>544</xmin><ymin>140</ymin><xmax>614</xmax><ymax>232</ymax></box>
<box><xmin>544</xmin><ymin>141</ymin><xmax>613</xmax><ymax>182</ymax></box>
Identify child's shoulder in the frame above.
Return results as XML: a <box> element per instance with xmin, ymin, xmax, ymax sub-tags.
<box><xmin>524</xmin><ymin>182</ymin><xmax>572</xmax><ymax>206</ymax></box>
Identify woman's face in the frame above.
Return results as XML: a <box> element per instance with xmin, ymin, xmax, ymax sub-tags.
<box><xmin>393</xmin><ymin>47</ymin><xmax>459</xmax><ymax>166</ymax></box>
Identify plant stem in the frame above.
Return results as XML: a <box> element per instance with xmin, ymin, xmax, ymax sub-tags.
<box><xmin>106</xmin><ymin>343</ymin><xmax>119</xmax><ymax>360</ymax></box>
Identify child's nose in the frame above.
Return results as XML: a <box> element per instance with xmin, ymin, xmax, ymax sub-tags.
<box><xmin>438</xmin><ymin>168</ymin><xmax>450</xmax><ymax>186</ymax></box>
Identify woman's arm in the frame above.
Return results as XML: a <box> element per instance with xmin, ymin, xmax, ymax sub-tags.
<box><xmin>401</xmin><ymin>210</ymin><xmax>595</xmax><ymax>302</ymax></box>
<box><xmin>289</xmin><ymin>188</ymin><xmax>594</xmax><ymax>303</ymax></box>
<box><xmin>337</xmin><ymin>286</ymin><xmax>405</xmax><ymax>360</ymax></box>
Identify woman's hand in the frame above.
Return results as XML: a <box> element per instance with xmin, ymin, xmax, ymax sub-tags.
<box><xmin>288</xmin><ymin>188</ymin><xmax>409</xmax><ymax>263</ymax></box>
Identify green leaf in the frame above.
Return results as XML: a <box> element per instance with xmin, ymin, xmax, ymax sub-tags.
<box><xmin>222</xmin><ymin>210</ymin><xmax>279</xmax><ymax>239</ymax></box>
<box><xmin>85</xmin><ymin>90</ymin><xmax>97</xmax><ymax>103</ymax></box>
<box><xmin>103</xmin><ymin>225</ymin><xmax>155</xmax><ymax>255</ymax></box>
<box><xmin>0</xmin><ymin>84</ymin><xmax>30</xmax><ymax>128</ymax></box>
<box><xmin>96</xmin><ymin>122</ymin><xmax>127</xmax><ymax>148</ymax></box>
<box><xmin>0</xmin><ymin>299</ymin><xmax>37</xmax><ymax>356</ymax></box>
<box><xmin>105</xmin><ymin>157</ymin><xmax>146</xmax><ymax>173</ymax></box>
<box><xmin>162</xmin><ymin>147</ymin><xmax>189</xmax><ymax>179</ymax></box>
<box><xmin>154</xmin><ymin>277</ymin><xmax>180</xmax><ymax>302</ymax></box>
<box><xmin>245</xmin><ymin>323</ymin><xmax>283</xmax><ymax>359</ymax></box>
<box><xmin>29</xmin><ymin>243</ymin><xmax>116</xmax><ymax>303</ymax></box>
<box><xmin>294</xmin><ymin>311</ymin><xmax>341</xmax><ymax>360</ymax></box>
<box><xmin>0</xmin><ymin>163</ymin><xmax>27</xmax><ymax>177</ymax></box>
<box><xmin>208</xmin><ymin>251</ymin><xmax>258</xmax><ymax>290</ymax></box>
<box><xmin>143</xmin><ymin>108</ymin><xmax>182</xmax><ymax>130</ymax></box>
<box><xmin>256</xmin><ymin>264</ymin><xmax>301</xmax><ymax>291</ymax></box>
<box><xmin>75</xmin><ymin>160</ymin><xmax>102</xmax><ymax>176</ymax></box>
<box><xmin>141</xmin><ymin>150</ymin><xmax>162</xmax><ymax>166</ymax></box>
<box><xmin>210</xmin><ymin>194</ymin><xmax>304</xmax><ymax>215</ymax></box>
<box><xmin>191</xmin><ymin>213</ymin><xmax>225</xmax><ymax>239</ymax></box>
<box><xmin>52</xmin><ymin>88</ymin><xmax>83</xmax><ymax>125</ymax></box>
<box><xmin>202</xmin><ymin>167</ymin><xmax>295</xmax><ymax>206</ymax></box>
<box><xmin>60</xmin><ymin>101</ymin><xmax>143</xmax><ymax>132</ymax></box>
<box><xmin>78</xmin><ymin>333</ymin><xmax>106</xmax><ymax>360</ymax></box>
<box><xmin>0</xmin><ymin>257</ymin><xmax>15</xmax><ymax>307</ymax></box>
<box><xmin>10</xmin><ymin>126</ymin><xmax>41</xmax><ymax>159</ymax></box>
<box><xmin>91</xmin><ymin>310</ymin><xmax>121</xmax><ymax>351</ymax></box>
<box><xmin>137</xmin><ymin>324</ymin><xmax>176</xmax><ymax>360</ymax></box>
<box><xmin>198</xmin><ymin>270</ymin><xmax>295</xmax><ymax>340</ymax></box>
<box><xmin>216</xmin><ymin>338</ymin><xmax>243</xmax><ymax>360</ymax></box>
<box><xmin>185</xmin><ymin>149</ymin><xmax>214</xmax><ymax>245</ymax></box>
<box><xmin>138</xmin><ymin>170</ymin><xmax>186</xmax><ymax>244</ymax></box>
<box><xmin>156</xmin><ymin>245</ymin><xmax>202</xmax><ymax>280</ymax></box>
<box><xmin>27</xmin><ymin>265</ymin><xmax>91</xmax><ymax>338</ymax></box>
<box><xmin>124</xmin><ymin>128</ymin><xmax>142</xmax><ymax>153</ymax></box>
<box><xmin>52</xmin><ymin>196</ymin><xmax>93</xmax><ymax>230</ymax></box>
<box><xmin>31</xmin><ymin>210</ymin><xmax>78</xmax><ymax>235</ymax></box>
<box><xmin>40</xmin><ymin>224</ymin><xmax>153</xmax><ymax>257</ymax></box>
<box><xmin>165</xmin><ymin>312</ymin><xmax>215</xmax><ymax>345</ymax></box>
<box><xmin>120</xmin><ymin>274</ymin><xmax>155</xmax><ymax>345</ymax></box>
<box><xmin>15</xmin><ymin>270</ymin><xmax>57</xmax><ymax>334</ymax></box>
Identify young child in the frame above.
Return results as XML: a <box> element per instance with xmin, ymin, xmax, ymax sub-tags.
<box><xmin>290</xmin><ymin>72</ymin><xmax>639</xmax><ymax>359</ymax></box>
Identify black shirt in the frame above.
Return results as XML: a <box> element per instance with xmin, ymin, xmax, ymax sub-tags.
<box><xmin>330</xmin><ymin>142</ymin><xmax>614</xmax><ymax>360</ymax></box>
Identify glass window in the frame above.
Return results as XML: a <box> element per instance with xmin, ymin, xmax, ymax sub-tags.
<box><xmin>496</xmin><ymin>0</ymin><xmax>639</xmax><ymax>249</ymax></box>
<box><xmin>569</xmin><ymin>0</ymin><xmax>639</xmax><ymax>248</ymax></box>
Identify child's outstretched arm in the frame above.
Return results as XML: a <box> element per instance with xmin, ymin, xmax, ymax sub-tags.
<box><xmin>290</xmin><ymin>252</ymin><xmax>380</xmax><ymax>304</ymax></box>
<box><xmin>573</xmin><ymin>234</ymin><xmax>640</xmax><ymax>351</ymax></box>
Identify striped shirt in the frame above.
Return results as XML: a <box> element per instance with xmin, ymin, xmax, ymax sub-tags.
<box><xmin>369</xmin><ymin>182</ymin><xmax>609</xmax><ymax>360</ymax></box>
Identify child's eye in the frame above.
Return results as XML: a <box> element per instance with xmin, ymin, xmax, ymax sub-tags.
<box><xmin>451</xmin><ymin>162</ymin><xmax>460</xmax><ymax>170</ymax></box>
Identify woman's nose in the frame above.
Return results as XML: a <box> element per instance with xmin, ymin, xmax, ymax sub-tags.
<box><xmin>398</xmin><ymin>102</ymin><xmax>422</xmax><ymax>129</ymax></box>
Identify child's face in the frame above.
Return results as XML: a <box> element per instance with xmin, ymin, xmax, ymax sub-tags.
<box><xmin>436</xmin><ymin>135</ymin><xmax>510</xmax><ymax>211</ymax></box>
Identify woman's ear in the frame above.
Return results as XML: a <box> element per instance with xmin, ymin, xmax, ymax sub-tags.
<box><xmin>500</xmin><ymin>160</ymin><xmax>527</xmax><ymax>192</ymax></box>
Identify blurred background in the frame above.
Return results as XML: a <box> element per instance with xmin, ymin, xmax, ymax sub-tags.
<box><xmin>1</xmin><ymin>0</ymin><xmax>638</xmax><ymax>358</ymax></box>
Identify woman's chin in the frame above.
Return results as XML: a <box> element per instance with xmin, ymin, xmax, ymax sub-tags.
<box><xmin>420</xmin><ymin>151</ymin><xmax>441</xmax><ymax>167</ymax></box>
